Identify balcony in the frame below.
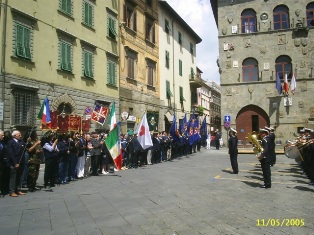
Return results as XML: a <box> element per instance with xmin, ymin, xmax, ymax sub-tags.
<box><xmin>189</xmin><ymin>74</ymin><xmax>204</xmax><ymax>89</ymax></box>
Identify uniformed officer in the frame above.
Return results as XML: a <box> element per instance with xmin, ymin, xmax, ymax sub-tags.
<box><xmin>228</xmin><ymin>128</ymin><xmax>238</xmax><ymax>174</ymax></box>
<box><xmin>258</xmin><ymin>128</ymin><xmax>272</xmax><ymax>189</ymax></box>
<box><xmin>265</xmin><ymin>126</ymin><xmax>276</xmax><ymax>166</ymax></box>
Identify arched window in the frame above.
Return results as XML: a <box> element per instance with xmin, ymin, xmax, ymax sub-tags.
<box><xmin>275</xmin><ymin>56</ymin><xmax>292</xmax><ymax>80</ymax></box>
<box><xmin>241</xmin><ymin>9</ymin><xmax>257</xmax><ymax>33</ymax></box>
<box><xmin>242</xmin><ymin>58</ymin><xmax>259</xmax><ymax>82</ymax></box>
<box><xmin>273</xmin><ymin>5</ymin><xmax>290</xmax><ymax>30</ymax></box>
<box><xmin>306</xmin><ymin>2</ymin><xmax>314</xmax><ymax>27</ymax></box>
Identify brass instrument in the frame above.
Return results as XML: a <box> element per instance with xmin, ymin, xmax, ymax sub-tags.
<box><xmin>284</xmin><ymin>139</ymin><xmax>313</xmax><ymax>161</ymax></box>
<box><xmin>246</xmin><ymin>132</ymin><xmax>264</xmax><ymax>160</ymax></box>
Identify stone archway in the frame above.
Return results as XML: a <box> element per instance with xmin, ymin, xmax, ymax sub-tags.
<box><xmin>235</xmin><ymin>105</ymin><xmax>270</xmax><ymax>142</ymax></box>
<box><xmin>51</xmin><ymin>94</ymin><xmax>78</xmax><ymax>114</ymax></box>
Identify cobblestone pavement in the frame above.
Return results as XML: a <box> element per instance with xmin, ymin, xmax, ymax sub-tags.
<box><xmin>1</xmin><ymin>148</ymin><xmax>313</xmax><ymax>235</ymax></box>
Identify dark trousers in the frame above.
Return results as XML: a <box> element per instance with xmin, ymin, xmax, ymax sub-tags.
<box><xmin>260</xmin><ymin>159</ymin><xmax>271</xmax><ymax>187</ymax></box>
<box><xmin>230</xmin><ymin>154</ymin><xmax>238</xmax><ymax>173</ymax></box>
<box><xmin>91</xmin><ymin>155</ymin><xmax>100</xmax><ymax>175</ymax></box>
<box><xmin>122</xmin><ymin>150</ymin><xmax>128</xmax><ymax>167</ymax></box>
<box><xmin>9</xmin><ymin>164</ymin><xmax>24</xmax><ymax>193</ymax></box>
<box><xmin>0</xmin><ymin>161</ymin><xmax>10</xmax><ymax>194</ymax></box>
<box><xmin>215</xmin><ymin>140</ymin><xmax>220</xmax><ymax>150</ymax></box>
<box><xmin>271</xmin><ymin>151</ymin><xmax>276</xmax><ymax>165</ymax></box>
<box><xmin>44</xmin><ymin>157</ymin><xmax>58</xmax><ymax>187</ymax></box>
<box><xmin>68</xmin><ymin>153</ymin><xmax>78</xmax><ymax>180</ymax></box>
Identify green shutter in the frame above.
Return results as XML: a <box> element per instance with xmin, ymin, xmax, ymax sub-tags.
<box><xmin>166</xmin><ymin>80</ymin><xmax>172</xmax><ymax>99</ymax></box>
<box><xmin>61</xmin><ymin>41</ymin><xmax>72</xmax><ymax>72</ymax></box>
<box><xmin>15</xmin><ymin>24</ymin><xmax>31</xmax><ymax>60</ymax></box>
<box><xmin>107</xmin><ymin>61</ymin><xmax>116</xmax><ymax>85</ymax></box>
<box><xmin>84</xmin><ymin>51</ymin><xmax>93</xmax><ymax>78</ymax></box>
<box><xmin>165</xmin><ymin>51</ymin><xmax>169</xmax><ymax>68</ymax></box>
<box><xmin>108</xmin><ymin>17</ymin><xmax>117</xmax><ymax>38</ymax></box>
<box><xmin>84</xmin><ymin>1</ymin><xmax>93</xmax><ymax>27</ymax></box>
<box><xmin>180</xmin><ymin>86</ymin><xmax>185</xmax><ymax>102</ymax></box>
<box><xmin>179</xmin><ymin>60</ymin><xmax>182</xmax><ymax>76</ymax></box>
<box><xmin>178</xmin><ymin>32</ymin><xmax>182</xmax><ymax>45</ymax></box>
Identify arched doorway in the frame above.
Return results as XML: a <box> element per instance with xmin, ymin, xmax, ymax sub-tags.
<box><xmin>236</xmin><ymin>105</ymin><xmax>269</xmax><ymax>142</ymax></box>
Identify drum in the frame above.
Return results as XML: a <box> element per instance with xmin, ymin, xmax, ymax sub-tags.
<box><xmin>284</xmin><ymin>144</ymin><xmax>302</xmax><ymax>159</ymax></box>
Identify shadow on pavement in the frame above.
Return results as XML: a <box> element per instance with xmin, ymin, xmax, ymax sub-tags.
<box><xmin>293</xmin><ymin>186</ymin><xmax>314</xmax><ymax>193</ymax></box>
<box><xmin>221</xmin><ymin>169</ymin><xmax>233</xmax><ymax>174</ymax></box>
<box><xmin>245</xmin><ymin>175</ymin><xmax>263</xmax><ymax>181</ymax></box>
<box><xmin>241</xmin><ymin>181</ymin><xmax>261</xmax><ymax>188</ymax></box>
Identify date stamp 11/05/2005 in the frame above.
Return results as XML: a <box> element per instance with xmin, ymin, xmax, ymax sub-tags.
<box><xmin>256</xmin><ymin>219</ymin><xmax>305</xmax><ymax>227</ymax></box>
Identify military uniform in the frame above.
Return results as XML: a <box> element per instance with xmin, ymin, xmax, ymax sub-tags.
<box><xmin>228</xmin><ymin>128</ymin><xmax>238</xmax><ymax>174</ymax></box>
<box><xmin>26</xmin><ymin>140</ymin><xmax>42</xmax><ymax>192</ymax></box>
<box><xmin>259</xmin><ymin>129</ymin><xmax>272</xmax><ymax>188</ymax></box>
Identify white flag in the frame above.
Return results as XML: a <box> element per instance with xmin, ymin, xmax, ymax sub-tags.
<box><xmin>136</xmin><ymin>113</ymin><xmax>153</xmax><ymax>150</ymax></box>
<box><xmin>290</xmin><ymin>73</ymin><xmax>296</xmax><ymax>95</ymax></box>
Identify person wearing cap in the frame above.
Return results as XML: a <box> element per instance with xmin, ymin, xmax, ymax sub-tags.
<box><xmin>265</xmin><ymin>126</ymin><xmax>276</xmax><ymax>166</ymax></box>
<box><xmin>304</xmin><ymin>128</ymin><xmax>312</xmax><ymax>141</ymax></box>
<box><xmin>258</xmin><ymin>128</ymin><xmax>272</xmax><ymax>189</ymax></box>
<box><xmin>228</xmin><ymin>128</ymin><xmax>238</xmax><ymax>174</ymax></box>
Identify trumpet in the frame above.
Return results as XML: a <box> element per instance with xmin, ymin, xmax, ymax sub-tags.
<box><xmin>246</xmin><ymin>132</ymin><xmax>264</xmax><ymax>160</ymax></box>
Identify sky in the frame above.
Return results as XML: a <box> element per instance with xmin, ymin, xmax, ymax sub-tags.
<box><xmin>167</xmin><ymin>0</ymin><xmax>220</xmax><ymax>85</ymax></box>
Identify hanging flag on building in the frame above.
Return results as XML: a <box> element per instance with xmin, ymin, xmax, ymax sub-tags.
<box><xmin>105</xmin><ymin>123</ymin><xmax>122</xmax><ymax>170</ymax></box>
<box><xmin>276</xmin><ymin>72</ymin><xmax>282</xmax><ymax>95</ymax></box>
<box><xmin>108</xmin><ymin>102</ymin><xmax>116</xmax><ymax>131</ymax></box>
<box><xmin>283</xmin><ymin>73</ymin><xmax>289</xmax><ymax>94</ymax></box>
<box><xmin>290</xmin><ymin>73</ymin><xmax>296</xmax><ymax>95</ymax></box>
<box><xmin>91</xmin><ymin>102</ymin><xmax>108</xmax><ymax>125</ymax></box>
<box><xmin>136</xmin><ymin>112</ymin><xmax>153</xmax><ymax>150</ymax></box>
<box><xmin>37</xmin><ymin>97</ymin><xmax>51</xmax><ymax>126</ymax></box>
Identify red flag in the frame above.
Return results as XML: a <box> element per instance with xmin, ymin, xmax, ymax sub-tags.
<box><xmin>136</xmin><ymin>113</ymin><xmax>153</xmax><ymax>150</ymax></box>
<box><xmin>283</xmin><ymin>74</ymin><xmax>289</xmax><ymax>94</ymax></box>
<box><xmin>290</xmin><ymin>73</ymin><xmax>296</xmax><ymax>94</ymax></box>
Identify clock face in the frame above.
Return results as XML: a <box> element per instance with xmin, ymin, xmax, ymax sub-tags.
<box><xmin>85</xmin><ymin>107</ymin><xmax>92</xmax><ymax>115</ymax></box>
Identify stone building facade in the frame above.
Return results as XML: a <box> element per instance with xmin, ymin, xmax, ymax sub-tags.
<box><xmin>0</xmin><ymin>0</ymin><xmax>120</xmax><ymax>134</ymax></box>
<box><xmin>211</xmin><ymin>0</ymin><xmax>314</xmax><ymax>145</ymax></box>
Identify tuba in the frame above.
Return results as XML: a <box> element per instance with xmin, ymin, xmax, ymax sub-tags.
<box><xmin>246</xmin><ymin>132</ymin><xmax>264</xmax><ymax>160</ymax></box>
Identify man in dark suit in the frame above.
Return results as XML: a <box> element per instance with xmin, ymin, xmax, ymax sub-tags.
<box><xmin>228</xmin><ymin>128</ymin><xmax>238</xmax><ymax>174</ymax></box>
<box><xmin>265</xmin><ymin>126</ymin><xmax>276</xmax><ymax>166</ymax></box>
<box><xmin>7</xmin><ymin>130</ymin><xmax>26</xmax><ymax>197</ymax></box>
<box><xmin>258</xmin><ymin>128</ymin><xmax>272</xmax><ymax>189</ymax></box>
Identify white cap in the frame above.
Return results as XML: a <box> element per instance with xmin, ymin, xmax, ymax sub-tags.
<box><xmin>230</xmin><ymin>128</ymin><xmax>237</xmax><ymax>134</ymax></box>
<box><xmin>259</xmin><ymin>128</ymin><xmax>269</xmax><ymax>134</ymax></box>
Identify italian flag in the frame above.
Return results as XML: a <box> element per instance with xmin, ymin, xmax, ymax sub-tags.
<box><xmin>105</xmin><ymin>124</ymin><xmax>122</xmax><ymax>170</ymax></box>
<box><xmin>37</xmin><ymin>97</ymin><xmax>51</xmax><ymax>125</ymax></box>
<box><xmin>109</xmin><ymin>102</ymin><xmax>116</xmax><ymax>131</ymax></box>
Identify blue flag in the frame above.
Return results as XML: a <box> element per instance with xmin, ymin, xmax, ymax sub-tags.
<box><xmin>276</xmin><ymin>72</ymin><xmax>282</xmax><ymax>95</ymax></box>
<box><xmin>179</xmin><ymin>113</ymin><xmax>187</xmax><ymax>136</ymax></box>
<box><xmin>200</xmin><ymin>117</ymin><xmax>207</xmax><ymax>142</ymax></box>
<box><xmin>169</xmin><ymin>113</ymin><xmax>179</xmax><ymax>142</ymax></box>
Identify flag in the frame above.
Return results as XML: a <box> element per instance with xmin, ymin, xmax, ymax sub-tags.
<box><xmin>37</xmin><ymin>97</ymin><xmax>51</xmax><ymax>125</ymax></box>
<box><xmin>283</xmin><ymin>73</ymin><xmax>289</xmax><ymax>94</ymax></box>
<box><xmin>169</xmin><ymin>113</ymin><xmax>179</xmax><ymax>142</ymax></box>
<box><xmin>135</xmin><ymin>113</ymin><xmax>153</xmax><ymax>150</ymax></box>
<box><xmin>290</xmin><ymin>73</ymin><xmax>296</xmax><ymax>94</ymax></box>
<box><xmin>109</xmin><ymin>102</ymin><xmax>116</xmax><ymax>131</ymax></box>
<box><xmin>276</xmin><ymin>72</ymin><xmax>282</xmax><ymax>95</ymax></box>
<box><xmin>179</xmin><ymin>113</ymin><xmax>187</xmax><ymax>135</ymax></box>
<box><xmin>105</xmin><ymin>124</ymin><xmax>122</xmax><ymax>170</ymax></box>
<box><xmin>91</xmin><ymin>102</ymin><xmax>108</xmax><ymax>125</ymax></box>
<box><xmin>200</xmin><ymin>117</ymin><xmax>207</xmax><ymax>142</ymax></box>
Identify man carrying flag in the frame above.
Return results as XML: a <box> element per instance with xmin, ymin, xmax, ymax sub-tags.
<box><xmin>38</xmin><ymin>97</ymin><xmax>51</xmax><ymax>128</ymax></box>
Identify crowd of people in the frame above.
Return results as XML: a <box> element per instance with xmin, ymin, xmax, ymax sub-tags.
<box><xmin>0</xmin><ymin>127</ymin><xmax>219</xmax><ymax>197</ymax></box>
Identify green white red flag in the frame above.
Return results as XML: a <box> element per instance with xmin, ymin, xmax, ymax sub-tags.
<box><xmin>105</xmin><ymin>123</ymin><xmax>122</xmax><ymax>170</ymax></box>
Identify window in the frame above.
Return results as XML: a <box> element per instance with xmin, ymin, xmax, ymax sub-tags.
<box><xmin>59</xmin><ymin>0</ymin><xmax>72</xmax><ymax>16</ymax></box>
<box><xmin>83</xmin><ymin>49</ymin><xmax>94</xmax><ymax>78</ymax></box>
<box><xmin>124</xmin><ymin>3</ymin><xmax>137</xmax><ymax>31</ymax></box>
<box><xmin>179</xmin><ymin>60</ymin><xmax>182</xmax><ymax>76</ymax></box>
<box><xmin>145</xmin><ymin>17</ymin><xmax>155</xmax><ymax>43</ymax></box>
<box><xmin>147</xmin><ymin>60</ymin><xmax>156</xmax><ymax>87</ymax></box>
<box><xmin>12</xmin><ymin>89</ymin><xmax>35</xmax><ymax>126</ymax></box>
<box><xmin>179</xmin><ymin>86</ymin><xmax>185</xmax><ymax>102</ymax></box>
<box><xmin>242</xmin><ymin>58</ymin><xmax>259</xmax><ymax>82</ymax></box>
<box><xmin>83</xmin><ymin>0</ymin><xmax>94</xmax><ymax>28</ymax></box>
<box><xmin>241</xmin><ymin>9</ymin><xmax>257</xmax><ymax>33</ymax></box>
<box><xmin>165</xmin><ymin>51</ymin><xmax>170</xmax><ymax>68</ymax></box>
<box><xmin>108</xmin><ymin>15</ymin><xmax>117</xmax><ymax>40</ymax></box>
<box><xmin>15</xmin><ymin>23</ymin><xmax>32</xmax><ymax>60</ymax></box>
<box><xmin>107</xmin><ymin>59</ymin><xmax>117</xmax><ymax>86</ymax></box>
<box><xmin>275</xmin><ymin>55</ymin><xmax>292</xmax><ymax>80</ymax></box>
<box><xmin>146</xmin><ymin>0</ymin><xmax>152</xmax><ymax>8</ymax></box>
<box><xmin>166</xmin><ymin>80</ymin><xmax>172</xmax><ymax>99</ymax></box>
<box><xmin>306</xmin><ymin>2</ymin><xmax>314</xmax><ymax>27</ymax></box>
<box><xmin>126</xmin><ymin>50</ymin><xmax>137</xmax><ymax>79</ymax></box>
<box><xmin>59</xmin><ymin>39</ymin><xmax>73</xmax><ymax>72</ymax></box>
<box><xmin>273</xmin><ymin>5</ymin><xmax>289</xmax><ymax>30</ymax></box>
<box><xmin>190</xmin><ymin>42</ymin><xmax>194</xmax><ymax>55</ymax></box>
<box><xmin>178</xmin><ymin>31</ymin><xmax>182</xmax><ymax>45</ymax></box>
<box><xmin>165</xmin><ymin>19</ymin><xmax>170</xmax><ymax>34</ymax></box>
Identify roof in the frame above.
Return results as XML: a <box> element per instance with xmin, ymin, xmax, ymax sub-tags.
<box><xmin>159</xmin><ymin>1</ymin><xmax>202</xmax><ymax>44</ymax></box>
